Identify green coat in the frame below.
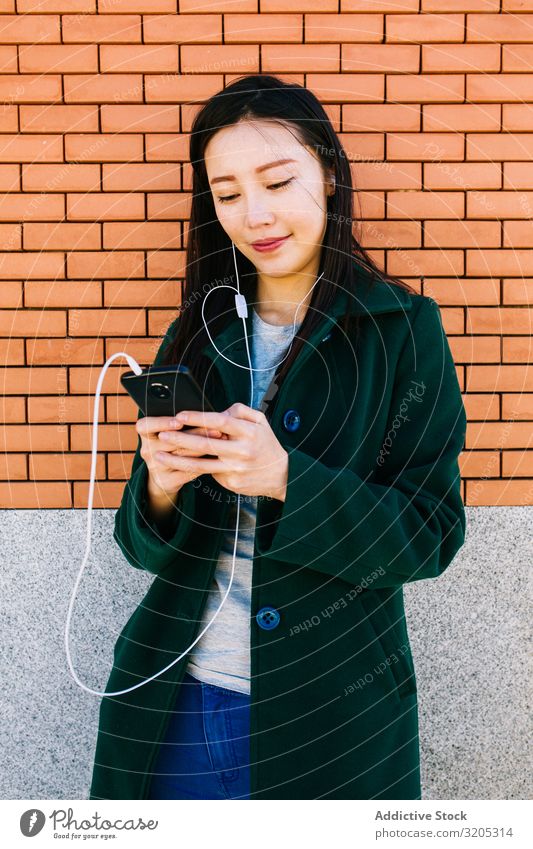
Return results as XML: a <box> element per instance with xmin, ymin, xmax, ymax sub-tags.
<box><xmin>89</xmin><ymin>269</ymin><xmax>467</xmax><ymax>800</ymax></box>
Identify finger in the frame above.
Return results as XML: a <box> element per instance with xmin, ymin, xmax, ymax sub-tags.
<box><xmin>159</xmin><ymin>429</ymin><xmax>235</xmax><ymax>456</ymax></box>
<box><xmin>175</xmin><ymin>410</ymin><xmax>250</xmax><ymax>437</ymax></box>
<box><xmin>225</xmin><ymin>402</ymin><xmax>265</xmax><ymax>424</ymax></box>
<box><xmin>136</xmin><ymin>415</ymin><xmax>184</xmax><ymax>437</ymax></box>
<box><xmin>155</xmin><ymin>452</ymin><xmax>244</xmax><ymax>474</ymax></box>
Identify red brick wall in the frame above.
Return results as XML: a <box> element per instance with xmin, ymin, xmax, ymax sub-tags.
<box><xmin>0</xmin><ymin>0</ymin><xmax>532</xmax><ymax>508</ymax></box>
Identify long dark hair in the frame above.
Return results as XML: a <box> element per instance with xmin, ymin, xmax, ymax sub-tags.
<box><xmin>160</xmin><ymin>73</ymin><xmax>417</xmax><ymax>399</ymax></box>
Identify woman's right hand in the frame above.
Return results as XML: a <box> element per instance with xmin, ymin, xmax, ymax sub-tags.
<box><xmin>136</xmin><ymin>415</ymin><xmax>226</xmax><ymax>497</ymax></box>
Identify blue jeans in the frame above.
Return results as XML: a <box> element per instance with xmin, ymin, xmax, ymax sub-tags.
<box><xmin>147</xmin><ymin>671</ymin><xmax>251</xmax><ymax>800</ymax></box>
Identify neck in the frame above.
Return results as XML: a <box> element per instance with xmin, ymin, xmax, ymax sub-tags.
<box><xmin>254</xmin><ymin>266</ymin><xmax>321</xmax><ymax>327</ymax></box>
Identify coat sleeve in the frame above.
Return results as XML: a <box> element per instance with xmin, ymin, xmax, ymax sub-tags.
<box><xmin>254</xmin><ymin>296</ymin><xmax>467</xmax><ymax>590</ymax></box>
<box><xmin>112</xmin><ymin>317</ymin><xmax>197</xmax><ymax>576</ymax></box>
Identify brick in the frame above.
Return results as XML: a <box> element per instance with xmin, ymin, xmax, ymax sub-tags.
<box><xmin>503</xmin><ymin>105</ymin><xmax>533</xmax><ymax>132</ymax></box>
<box><xmin>66</xmin><ymin>192</ymin><xmax>144</xmax><ymax>221</ymax></box>
<box><xmin>0</xmin><ymin>253</ymin><xmax>64</xmax><ymax>279</ymax></box>
<box><xmin>102</xmin><ymin>163</ymin><xmax>180</xmax><ymax>192</ymax></box>
<box><xmin>144</xmin><ymin>134</ymin><xmax>189</xmax><ymax>161</ymax></box>
<box><xmin>343</xmin><ymin>44</ymin><xmax>419</xmax><ymax>73</ymax></box>
<box><xmin>424</xmin><ymin>0</ymin><xmax>499</xmax><ymax>9</ymax></box>
<box><xmin>0</xmin><ymin>309</ymin><xmax>66</xmax><ymax>336</ymax></box>
<box><xmin>423</xmin><ymin>104</ymin><xmax>500</xmax><ymax>132</ymax></box>
<box><xmin>466</xmin><ymin>308</ymin><xmax>533</xmax><ymax>334</ymax></box>
<box><xmin>460</xmin><ymin>450</ymin><xmax>500</xmax><ymax>478</ymax></box>
<box><xmin>423</xmin><ymin>44</ymin><xmax>500</xmax><ymax>72</ymax></box>
<box><xmin>467</xmin><ymin>250</ymin><xmax>533</xmax><ymax>276</ymax></box>
<box><xmin>306</xmin><ymin>14</ymin><xmax>383</xmax><ymax>42</ymax></box>
<box><xmin>0</xmin><ymin>483</ymin><xmax>72</xmax><ymax>509</ymax></box>
<box><xmin>0</xmin><ymin>368</ymin><xmax>66</xmax><ymax>395</ymax></box>
<box><xmin>104</xmin><ymin>280</ymin><xmax>180</xmax><ymax>307</ymax></box>
<box><xmin>18</xmin><ymin>44</ymin><xmax>97</xmax><ymax>73</ymax></box>
<box><xmin>424</xmin><ymin>278</ymin><xmax>500</xmax><ymax>305</ymax></box>
<box><xmin>99</xmin><ymin>45</ymin><xmax>178</xmax><ymax>73</ymax></box>
<box><xmin>467</xmin><ymin>191</ymin><xmax>533</xmax><ymax>218</ymax></box>
<box><xmin>425</xmin><ymin>162</ymin><xmax>501</xmax><ymax>190</ymax></box>
<box><xmin>181</xmin><ymin>45</ymin><xmax>259</xmax><ymax>73</ymax></box>
<box><xmin>30</xmin><ymin>454</ymin><xmax>105</xmax><ymax>481</ymax></box>
<box><xmin>0</xmin><ymin>15</ymin><xmax>59</xmax><ymax>43</ymax></box>
<box><xmin>502</xmin><ymin>452</ymin><xmax>533</xmax><ymax>478</ymax></box>
<box><xmin>0</xmin><ymin>165</ymin><xmax>20</xmax><ymax>191</ymax></box>
<box><xmin>387</xmin><ymin>191</ymin><xmax>464</xmax><ymax>218</ymax></box>
<box><xmin>360</xmin><ymin>219</ymin><xmax>421</xmax><ymax>248</ymax></box>
<box><xmin>450</xmin><ymin>335</ymin><xmax>500</xmax><ymax>363</ymax></box>
<box><xmin>468</xmin><ymin>75</ymin><xmax>533</xmax><ymax>104</ymax></box>
<box><xmin>503</xmin><ymin>44</ymin><xmax>533</xmax><ymax>72</ymax></box>
<box><xmin>387</xmin><ymin>14</ymin><xmax>465</xmax><ymax>43</ymax></box>
<box><xmin>101</xmin><ymin>105</ymin><xmax>180</xmax><ymax>133</ymax></box>
<box><xmin>503</xmin><ymin>278</ymin><xmax>533</xmax><ymax>304</ymax></box>
<box><xmin>67</xmin><ymin>251</ymin><xmax>144</xmax><ymax>278</ymax></box>
<box><xmin>306</xmin><ymin>73</ymin><xmax>384</xmax><ymax>102</ymax></box>
<box><xmin>20</xmin><ymin>105</ymin><xmax>99</xmax><ymax>133</ymax></box>
<box><xmin>463</xmin><ymin>393</ymin><xmax>499</xmax><ymax>421</ymax></box>
<box><xmin>99</xmin><ymin>0</ymin><xmax>176</xmax><ymax>9</ymax></box>
<box><xmin>17</xmin><ymin>0</ymin><xmax>94</xmax><ymax>9</ymax></box>
<box><xmin>22</xmin><ymin>164</ymin><xmax>100</xmax><ymax>192</ymax></box>
<box><xmin>25</xmin><ymin>280</ymin><xmax>101</xmax><ymax>308</ymax></box>
<box><xmin>0</xmin><ymin>223</ymin><xmax>21</xmax><ymax>249</ymax></box>
<box><xmin>103</xmin><ymin>222</ymin><xmax>181</xmax><ymax>250</ymax></box>
<box><xmin>503</xmin><ymin>337</ymin><xmax>533</xmax><ymax>362</ymax></box>
<box><xmin>503</xmin><ymin>162</ymin><xmax>533</xmax><ymax>189</ymax></box>
<box><xmin>426</xmin><ymin>219</ymin><xmax>500</xmax><ymax>248</ymax></box>
<box><xmin>65</xmin><ymin>133</ymin><xmax>143</xmax><ymax>162</ymax></box>
<box><xmin>502</xmin><ymin>394</ymin><xmax>533</xmax><ymax>419</ymax></box>
<box><xmin>64</xmin><ymin>74</ymin><xmax>143</xmax><ymax>103</ymax></box>
<box><xmin>467</xmin><ymin>13</ymin><xmax>533</xmax><ymax>43</ymax></box>
<box><xmin>465</xmin><ymin>421</ymin><xmax>532</xmax><ymax>448</ymax></box>
<box><xmin>0</xmin><ymin>104</ymin><xmax>17</xmax><ymax>132</ymax></box>
<box><xmin>337</xmin><ymin>133</ymin><xmax>384</xmax><ymax>161</ymax></box>
<box><xmin>28</xmin><ymin>394</ymin><xmax>105</xmax><ymax>424</ymax></box>
<box><xmin>261</xmin><ymin>44</ymin><xmax>340</xmax><ymax>73</ymax></box>
<box><xmin>0</xmin><ymin>280</ymin><xmax>22</xmax><ymax>307</ymax></box>
<box><xmin>344</xmin><ymin>104</ymin><xmax>420</xmax><ymax>132</ymax></box>
<box><xmin>144</xmin><ymin>74</ymin><xmax>222</xmax><ymax>103</ymax></box>
<box><xmin>143</xmin><ymin>14</ymin><xmax>221</xmax><ymax>43</ymax></box>
<box><xmin>147</xmin><ymin>250</ymin><xmax>186</xmax><ymax>279</ymax></box>
<box><xmin>0</xmin><ymin>337</ymin><xmax>24</xmax><ymax>366</ymax></box>
<box><xmin>0</xmin><ymin>455</ymin><xmax>26</xmax><ymax>480</ymax></box>
<box><xmin>224</xmin><ymin>14</ymin><xmax>302</xmax><ymax>43</ymax></box>
<box><xmin>0</xmin><ymin>75</ymin><xmax>61</xmax><ymax>102</ymax></box>
<box><xmin>352</xmin><ymin>162</ymin><xmax>421</xmax><ymax>191</ymax></box>
<box><xmin>62</xmin><ymin>14</ymin><xmax>141</xmax><ymax>43</ymax></box>
<box><xmin>0</xmin><ymin>135</ymin><xmax>63</xmax><ymax>163</ymax></box>
<box><xmin>468</xmin><ymin>365</ymin><xmax>533</xmax><ymax>392</ymax></box>
<box><xmin>0</xmin><ymin>46</ymin><xmax>17</xmax><ymax>73</ymax></box>
<box><xmin>23</xmin><ymin>222</ymin><xmax>101</xmax><ymax>250</ymax></box>
<box><xmin>0</xmin><ymin>193</ymin><xmax>64</xmax><ymax>220</ymax></box>
<box><xmin>388</xmin><ymin>133</ymin><xmax>464</xmax><ymax>161</ymax></box>
<box><xmin>387</xmin><ymin>74</ymin><xmax>464</xmax><ymax>102</ymax></box>
<box><xmin>68</xmin><ymin>309</ymin><xmax>145</xmax><ymax>337</ymax></box>
<box><xmin>388</xmin><ymin>249</ymin><xmax>464</xmax><ymax>276</ymax></box>
<box><xmin>27</xmin><ymin>337</ymin><xmax>102</xmax><ymax>365</ymax></box>
<box><xmin>504</xmin><ymin>220</ymin><xmax>533</xmax><ymax>248</ymax></box>
<box><xmin>146</xmin><ymin>193</ymin><xmax>191</xmax><ymax>220</ymax></box>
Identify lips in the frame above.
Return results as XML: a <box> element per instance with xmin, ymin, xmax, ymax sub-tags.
<box><xmin>251</xmin><ymin>235</ymin><xmax>290</xmax><ymax>252</ymax></box>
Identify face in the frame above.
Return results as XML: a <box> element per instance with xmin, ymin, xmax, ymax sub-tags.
<box><xmin>204</xmin><ymin>119</ymin><xmax>334</xmax><ymax>288</ymax></box>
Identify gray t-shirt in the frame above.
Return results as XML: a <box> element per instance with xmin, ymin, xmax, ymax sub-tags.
<box><xmin>186</xmin><ymin>307</ymin><xmax>302</xmax><ymax>694</ymax></box>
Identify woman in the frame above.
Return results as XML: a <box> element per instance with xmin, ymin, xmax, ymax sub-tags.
<box><xmin>90</xmin><ymin>74</ymin><xmax>467</xmax><ymax>800</ymax></box>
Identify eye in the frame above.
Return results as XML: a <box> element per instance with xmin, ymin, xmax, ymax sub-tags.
<box><xmin>217</xmin><ymin>177</ymin><xmax>294</xmax><ymax>204</ymax></box>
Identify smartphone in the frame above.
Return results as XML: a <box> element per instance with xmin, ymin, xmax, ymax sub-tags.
<box><xmin>120</xmin><ymin>364</ymin><xmax>215</xmax><ymax>421</ymax></box>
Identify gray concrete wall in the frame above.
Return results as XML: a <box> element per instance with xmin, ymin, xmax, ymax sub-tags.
<box><xmin>0</xmin><ymin>506</ymin><xmax>530</xmax><ymax>800</ymax></box>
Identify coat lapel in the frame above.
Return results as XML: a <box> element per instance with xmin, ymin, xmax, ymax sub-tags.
<box><xmin>199</xmin><ymin>270</ymin><xmax>413</xmax><ymax>410</ymax></box>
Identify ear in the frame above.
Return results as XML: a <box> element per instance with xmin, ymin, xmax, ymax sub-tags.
<box><xmin>326</xmin><ymin>167</ymin><xmax>336</xmax><ymax>196</ymax></box>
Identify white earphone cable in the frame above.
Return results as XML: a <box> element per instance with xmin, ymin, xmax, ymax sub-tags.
<box><xmin>65</xmin><ymin>241</ymin><xmax>324</xmax><ymax>697</ymax></box>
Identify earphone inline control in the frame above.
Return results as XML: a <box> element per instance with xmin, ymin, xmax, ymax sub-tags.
<box><xmin>65</xmin><ymin>241</ymin><xmax>324</xmax><ymax>697</ymax></box>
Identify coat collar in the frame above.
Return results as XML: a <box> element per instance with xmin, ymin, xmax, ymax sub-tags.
<box><xmin>200</xmin><ymin>268</ymin><xmax>413</xmax><ymax>408</ymax></box>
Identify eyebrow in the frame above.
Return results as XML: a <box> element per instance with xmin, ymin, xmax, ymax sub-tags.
<box><xmin>209</xmin><ymin>158</ymin><xmax>298</xmax><ymax>186</ymax></box>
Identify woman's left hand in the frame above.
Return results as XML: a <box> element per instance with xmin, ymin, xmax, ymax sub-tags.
<box><xmin>155</xmin><ymin>402</ymin><xmax>289</xmax><ymax>502</ymax></box>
